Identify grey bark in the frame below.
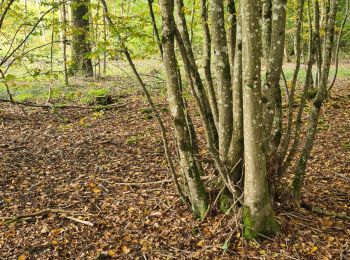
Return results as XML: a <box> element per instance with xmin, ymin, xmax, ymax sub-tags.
<box><xmin>262</xmin><ymin>0</ymin><xmax>287</xmax><ymax>153</ymax></box>
<box><xmin>211</xmin><ymin>0</ymin><xmax>233</xmax><ymax>160</ymax></box>
<box><xmin>60</xmin><ymin>1</ymin><xmax>69</xmax><ymax>86</ymax></box>
<box><xmin>160</xmin><ymin>0</ymin><xmax>209</xmax><ymax>218</ymax></box>
<box><xmin>293</xmin><ymin>0</ymin><xmax>338</xmax><ymax>199</ymax></box>
<box><xmin>241</xmin><ymin>0</ymin><xmax>279</xmax><ymax>239</ymax></box>
<box><xmin>200</xmin><ymin>0</ymin><xmax>219</xmax><ymax>128</ymax></box>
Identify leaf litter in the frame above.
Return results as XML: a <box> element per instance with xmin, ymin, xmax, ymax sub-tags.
<box><xmin>0</xmin><ymin>81</ymin><xmax>349</xmax><ymax>259</ymax></box>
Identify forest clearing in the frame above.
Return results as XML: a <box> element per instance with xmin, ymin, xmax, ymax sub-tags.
<box><xmin>1</xmin><ymin>0</ymin><xmax>350</xmax><ymax>259</ymax></box>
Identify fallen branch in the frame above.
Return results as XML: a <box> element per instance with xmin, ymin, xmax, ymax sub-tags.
<box><xmin>0</xmin><ymin>208</ymin><xmax>88</xmax><ymax>222</ymax></box>
<box><xmin>65</xmin><ymin>216</ymin><xmax>94</xmax><ymax>226</ymax></box>
<box><xmin>301</xmin><ymin>203</ymin><xmax>350</xmax><ymax>221</ymax></box>
<box><xmin>0</xmin><ymin>98</ymin><xmax>127</xmax><ymax>110</ymax></box>
<box><xmin>113</xmin><ymin>179</ymin><xmax>172</xmax><ymax>186</ymax></box>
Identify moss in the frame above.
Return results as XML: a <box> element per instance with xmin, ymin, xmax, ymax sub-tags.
<box><xmin>243</xmin><ymin>206</ymin><xmax>256</xmax><ymax>240</ymax></box>
<box><xmin>141</xmin><ymin>108</ymin><xmax>153</xmax><ymax>114</ymax></box>
<box><xmin>243</xmin><ymin>206</ymin><xmax>280</xmax><ymax>240</ymax></box>
<box><xmin>219</xmin><ymin>189</ymin><xmax>233</xmax><ymax>213</ymax></box>
<box><xmin>261</xmin><ymin>212</ymin><xmax>280</xmax><ymax>235</ymax></box>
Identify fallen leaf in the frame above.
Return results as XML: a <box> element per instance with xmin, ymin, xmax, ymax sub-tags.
<box><xmin>122</xmin><ymin>245</ymin><xmax>130</xmax><ymax>254</ymax></box>
<box><xmin>93</xmin><ymin>188</ymin><xmax>101</xmax><ymax>193</ymax></box>
<box><xmin>18</xmin><ymin>255</ymin><xmax>27</xmax><ymax>260</ymax></box>
<box><xmin>150</xmin><ymin>211</ymin><xmax>162</xmax><ymax>217</ymax></box>
<box><xmin>259</xmin><ymin>250</ymin><xmax>266</xmax><ymax>255</ymax></box>
<box><xmin>108</xmin><ymin>249</ymin><xmax>116</xmax><ymax>257</ymax></box>
<box><xmin>197</xmin><ymin>240</ymin><xmax>205</xmax><ymax>247</ymax></box>
<box><xmin>308</xmin><ymin>246</ymin><xmax>318</xmax><ymax>254</ymax></box>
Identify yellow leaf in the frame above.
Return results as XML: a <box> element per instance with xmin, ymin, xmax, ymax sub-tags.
<box><xmin>308</xmin><ymin>246</ymin><xmax>318</xmax><ymax>254</ymax></box>
<box><xmin>51</xmin><ymin>228</ymin><xmax>64</xmax><ymax>234</ymax></box>
<box><xmin>327</xmin><ymin>236</ymin><xmax>335</xmax><ymax>242</ymax></box>
<box><xmin>122</xmin><ymin>245</ymin><xmax>130</xmax><ymax>254</ymax></box>
<box><xmin>51</xmin><ymin>240</ymin><xmax>58</xmax><ymax>246</ymax></box>
<box><xmin>18</xmin><ymin>255</ymin><xmax>27</xmax><ymax>260</ymax></box>
<box><xmin>108</xmin><ymin>249</ymin><xmax>116</xmax><ymax>257</ymax></box>
<box><xmin>93</xmin><ymin>188</ymin><xmax>101</xmax><ymax>193</ymax></box>
<box><xmin>197</xmin><ymin>240</ymin><xmax>205</xmax><ymax>247</ymax></box>
<box><xmin>259</xmin><ymin>250</ymin><xmax>266</xmax><ymax>255</ymax></box>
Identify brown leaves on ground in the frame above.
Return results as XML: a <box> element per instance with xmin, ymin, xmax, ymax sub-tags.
<box><xmin>0</xmin><ymin>82</ymin><xmax>349</xmax><ymax>259</ymax></box>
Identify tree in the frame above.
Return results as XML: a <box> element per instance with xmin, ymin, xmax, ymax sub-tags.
<box><xmin>157</xmin><ymin>0</ymin><xmax>340</xmax><ymax>239</ymax></box>
<box><xmin>70</xmin><ymin>0</ymin><xmax>93</xmax><ymax>77</ymax></box>
<box><xmin>241</xmin><ymin>0</ymin><xmax>279</xmax><ymax>239</ymax></box>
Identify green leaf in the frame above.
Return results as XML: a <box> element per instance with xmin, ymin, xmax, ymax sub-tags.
<box><xmin>5</xmin><ymin>74</ymin><xmax>16</xmax><ymax>81</ymax></box>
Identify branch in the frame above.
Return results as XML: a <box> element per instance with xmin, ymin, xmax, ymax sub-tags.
<box><xmin>301</xmin><ymin>203</ymin><xmax>350</xmax><ymax>221</ymax></box>
<box><xmin>0</xmin><ymin>0</ymin><xmax>15</xmax><ymax>29</ymax></box>
<box><xmin>3</xmin><ymin>40</ymin><xmax>63</xmax><ymax>75</ymax></box>
<box><xmin>113</xmin><ymin>179</ymin><xmax>172</xmax><ymax>186</ymax></box>
<box><xmin>0</xmin><ymin>208</ymin><xmax>89</xmax><ymax>222</ymax></box>
<box><xmin>328</xmin><ymin>0</ymin><xmax>349</xmax><ymax>92</ymax></box>
<box><xmin>0</xmin><ymin>5</ymin><xmax>57</xmax><ymax>66</ymax></box>
<box><xmin>0</xmin><ymin>98</ymin><xmax>128</xmax><ymax>110</ymax></box>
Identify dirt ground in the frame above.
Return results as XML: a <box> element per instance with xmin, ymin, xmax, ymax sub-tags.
<box><xmin>0</xmin><ymin>79</ymin><xmax>349</xmax><ymax>259</ymax></box>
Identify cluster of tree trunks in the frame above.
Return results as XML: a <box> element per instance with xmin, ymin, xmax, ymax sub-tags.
<box><xmin>157</xmin><ymin>0</ymin><xmax>339</xmax><ymax>239</ymax></box>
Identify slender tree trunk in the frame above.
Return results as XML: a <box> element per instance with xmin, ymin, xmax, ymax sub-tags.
<box><xmin>279</xmin><ymin>0</ymin><xmax>305</xmax><ymax>168</ymax></box>
<box><xmin>59</xmin><ymin>1</ymin><xmax>69</xmax><ymax>86</ymax></box>
<box><xmin>269</xmin><ymin>0</ymin><xmax>288</xmax><ymax>153</ymax></box>
<box><xmin>227</xmin><ymin>0</ymin><xmax>237</xmax><ymax>73</ymax></box>
<box><xmin>70</xmin><ymin>0</ymin><xmax>93</xmax><ymax>77</ymax></box>
<box><xmin>175</xmin><ymin>0</ymin><xmax>218</xmax><ymax>147</ymax></box>
<box><xmin>102</xmin><ymin>6</ymin><xmax>107</xmax><ymax>74</ymax></box>
<box><xmin>160</xmin><ymin>0</ymin><xmax>209</xmax><ymax>219</ymax></box>
<box><xmin>147</xmin><ymin>0</ymin><xmax>163</xmax><ymax>59</ymax></box>
<box><xmin>200</xmin><ymin>0</ymin><xmax>218</xmax><ymax>128</ymax></box>
<box><xmin>262</xmin><ymin>0</ymin><xmax>287</xmax><ymax>152</ymax></box>
<box><xmin>211</xmin><ymin>0</ymin><xmax>233</xmax><ymax>160</ymax></box>
<box><xmin>189</xmin><ymin>0</ymin><xmax>196</xmax><ymax>43</ymax></box>
<box><xmin>293</xmin><ymin>0</ymin><xmax>338</xmax><ymax>199</ymax></box>
<box><xmin>328</xmin><ymin>0</ymin><xmax>349</xmax><ymax>92</ymax></box>
<box><xmin>281</xmin><ymin>0</ymin><xmax>314</xmax><ymax>175</ymax></box>
<box><xmin>241</xmin><ymin>0</ymin><xmax>279</xmax><ymax>239</ymax></box>
<box><xmin>262</xmin><ymin>0</ymin><xmax>272</xmax><ymax>62</ymax></box>
<box><xmin>227</xmin><ymin>17</ymin><xmax>243</xmax><ymax>168</ymax></box>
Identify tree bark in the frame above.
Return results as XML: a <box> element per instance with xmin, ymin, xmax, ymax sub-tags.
<box><xmin>210</xmin><ymin>0</ymin><xmax>233</xmax><ymax>160</ymax></box>
<box><xmin>262</xmin><ymin>0</ymin><xmax>287</xmax><ymax>152</ymax></box>
<box><xmin>292</xmin><ymin>0</ymin><xmax>338</xmax><ymax>199</ymax></box>
<box><xmin>160</xmin><ymin>0</ymin><xmax>209</xmax><ymax>219</ymax></box>
<box><xmin>70</xmin><ymin>0</ymin><xmax>93</xmax><ymax>77</ymax></box>
<box><xmin>241</xmin><ymin>0</ymin><xmax>279</xmax><ymax>239</ymax></box>
<box><xmin>200</xmin><ymin>0</ymin><xmax>218</xmax><ymax>128</ymax></box>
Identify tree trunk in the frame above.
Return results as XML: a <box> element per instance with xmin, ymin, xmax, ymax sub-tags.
<box><xmin>241</xmin><ymin>0</ymin><xmax>279</xmax><ymax>239</ymax></box>
<box><xmin>293</xmin><ymin>0</ymin><xmax>338</xmax><ymax>199</ymax></box>
<box><xmin>59</xmin><ymin>1</ymin><xmax>69</xmax><ymax>86</ymax></box>
<box><xmin>159</xmin><ymin>0</ymin><xmax>209</xmax><ymax>219</ymax></box>
<box><xmin>70</xmin><ymin>0</ymin><xmax>93</xmax><ymax>77</ymax></box>
<box><xmin>210</xmin><ymin>0</ymin><xmax>233</xmax><ymax>160</ymax></box>
<box><xmin>262</xmin><ymin>0</ymin><xmax>287</xmax><ymax>152</ymax></box>
<box><xmin>200</xmin><ymin>0</ymin><xmax>218</xmax><ymax>128</ymax></box>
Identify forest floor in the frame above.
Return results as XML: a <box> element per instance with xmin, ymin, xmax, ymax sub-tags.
<box><xmin>0</xmin><ymin>75</ymin><xmax>349</xmax><ymax>259</ymax></box>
